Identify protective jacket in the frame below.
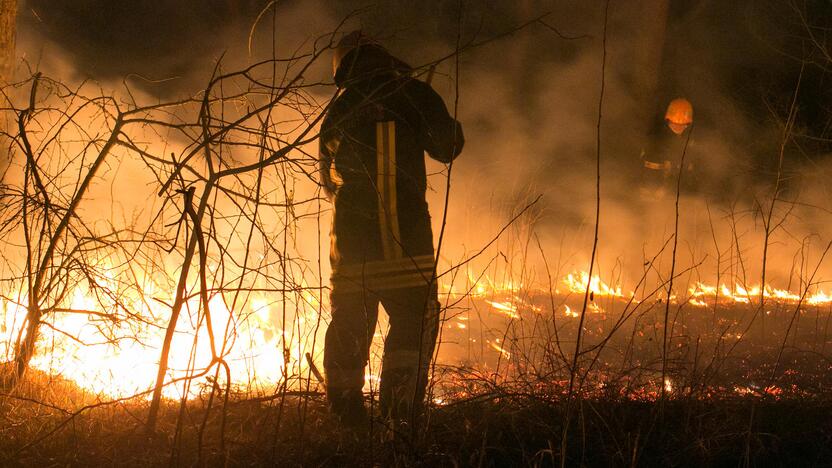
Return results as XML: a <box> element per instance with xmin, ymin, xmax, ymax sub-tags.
<box><xmin>320</xmin><ymin>44</ymin><xmax>464</xmax><ymax>292</ymax></box>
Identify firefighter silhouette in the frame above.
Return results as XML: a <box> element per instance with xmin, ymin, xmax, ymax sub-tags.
<box><xmin>319</xmin><ymin>31</ymin><xmax>464</xmax><ymax>427</ymax></box>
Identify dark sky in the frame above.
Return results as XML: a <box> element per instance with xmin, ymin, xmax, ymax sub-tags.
<box><xmin>22</xmin><ymin>0</ymin><xmax>264</xmax><ymax>80</ymax></box>
<box><xmin>21</xmin><ymin>0</ymin><xmax>498</xmax><ymax>83</ymax></box>
<box><xmin>19</xmin><ymin>0</ymin><xmax>831</xmax><ymax>121</ymax></box>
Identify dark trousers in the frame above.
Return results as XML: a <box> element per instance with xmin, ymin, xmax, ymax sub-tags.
<box><xmin>323</xmin><ymin>282</ymin><xmax>440</xmax><ymax>422</ymax></box>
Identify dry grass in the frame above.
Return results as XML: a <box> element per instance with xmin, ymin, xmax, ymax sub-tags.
<box><xmin>2</xmin><ymin>355</ymin><xmax>832</xmax><ymax>467</ymax></box>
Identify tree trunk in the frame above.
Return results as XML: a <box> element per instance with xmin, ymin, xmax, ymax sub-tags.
<box><xmin>15</xmin><ymin>306</ymin><xmax>40</xmax><ymax>378</ymax></box>
<box><xmin>0</xmin><ymin>0</ymin><xmax>16</xmax><ymax>166</ymax></box>
<box><xmin>0</xmin><ymin>0</ymin><xmax>15</xmax><ymax>82</ymax></box>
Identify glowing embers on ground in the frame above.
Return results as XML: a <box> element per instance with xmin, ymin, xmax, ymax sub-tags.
<box><xmin>444</xmin><ymin>270</ymin><xmax>630</xmax><ymax>302</ymax></box>
<box><xmin>448</xmin><ymin>269</ymin><xmax>832</xmax><ymax>311</ymax></box>
<box><xmin>443</xmin><ymin>270</ymin><xmax>634</xmax><ymax>326</ymax></box>
<box><xmin>687</xmin><ymin>281</ymin><xmax>832</xmax><ymax>307</ymax></box>
<box><xmin>441</xmin><ymin>269</ymin><xmax>832</xmax><ymax>377</ymax></box>
<box><xmin>484</xmin><ymin>298</ymin><xmax>544</xmax><ymax>319</ymax></box>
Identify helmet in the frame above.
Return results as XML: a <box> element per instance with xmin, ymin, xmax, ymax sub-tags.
<box><xmin>332</xmin><ymin>30</ymin><xmax>376</xmax><ymax>78</ymax></box>
<box><xmin>331</xmin><ymin>31</ymin><xmax>412</xmax><ymax>85</ymax></box>
<box><xmin>665</xmin><ymin>98</ymin><xmax>693</xmax><ymax>135</ymax></box>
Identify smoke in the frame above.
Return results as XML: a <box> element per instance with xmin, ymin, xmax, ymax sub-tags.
<box><xmin>13</xmin><ymin>0</ymin><xmax>832</xmax><ymax>292</ymax></box>
<box><xmin>418</xmin><ymin>0</ymin><xmax>832</xmax><ymax>292</ymax></box>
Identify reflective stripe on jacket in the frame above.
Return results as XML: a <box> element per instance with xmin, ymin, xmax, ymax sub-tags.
<box><xmin>320</xmin><ymin>70</ymin><xmax>463</xmax><ymax>290</ymax></box>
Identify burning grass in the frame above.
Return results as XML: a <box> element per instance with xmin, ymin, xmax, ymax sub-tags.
<box><xmin>3</xmin><ymin>283</ymin><xmax>832</xmax><ymax>465</ymax></box>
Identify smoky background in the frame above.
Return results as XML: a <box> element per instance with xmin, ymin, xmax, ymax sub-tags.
<box><xmin>12</xmin><ymin>0</ymin><xmax>832</xmax><ymax>291</ymax></box>
<box><xmin>3</xmin><ymin>0</ymin><xmax>832</xmax><ymax>398</ymax></box>
<box><xmin>2</xmin><ymin>3</ymin><xmax>832</xmax><ymax>464</ymax></box>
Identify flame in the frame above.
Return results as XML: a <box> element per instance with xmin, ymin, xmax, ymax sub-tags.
<box><xmin>563</xmin><ymin>304</ymin><xmax>579</xmax><ymax>318</ymax></box>
<box><xmin>489</xmin><ymin>341</ymin><xmax>511</xmax><ymax>360</ymax></box>
<box><xmin>6</xmin><ymin>266</ymin><xmax>832</xmax><ymax>400</ymax></box>
<box><xmin>1</xmin><ymin>279</ymin><xmax>323</xmax><ymax>399</ymax></box>
<box><xmin>485</xmin><ymin>300</ymin><xmax>520</xmax><ymax>319</ymax></box>
<box><xmin>563</xmin><ymin>272</ymin><xmax>626</xmax><ymax>298</ymax></box>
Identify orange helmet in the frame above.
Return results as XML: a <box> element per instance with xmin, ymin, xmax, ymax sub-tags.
<box><xmin>665</xmin><ymin>98</ymin><xmax>693</xmax><ymax>135</ymax></box>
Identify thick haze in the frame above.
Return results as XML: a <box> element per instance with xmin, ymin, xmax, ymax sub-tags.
<box><xmin>13</xmin><ymin>0</ymin><xmax>832</xmax><ymax>289</ymax></box>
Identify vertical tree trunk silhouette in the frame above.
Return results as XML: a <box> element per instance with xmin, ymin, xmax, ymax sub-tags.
<box><xmin>0</xmin><ymin>0</ymin><xmax>16</xmax><ymax>164</ymax></box>
<box><xmin>0</xmin><ymin>0</ymin><xmax>14</xmax><ymax>82</ymax></box>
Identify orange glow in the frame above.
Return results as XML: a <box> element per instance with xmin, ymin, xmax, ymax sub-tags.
<box><xmin>0</xmin><ymin>274</ymin><xmax>323</xmax><ymax>399</ymax></box>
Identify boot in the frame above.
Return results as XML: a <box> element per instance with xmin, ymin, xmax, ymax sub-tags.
<box><xmin>329</xmin><ymin>388</ymin><xmax>369</xmax><ymax>428</ymax></box>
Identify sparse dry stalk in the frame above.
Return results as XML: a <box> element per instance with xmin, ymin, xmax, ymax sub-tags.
<box><xmin>561</xmin><ymin>2</ymin><xmax>609</xmax><ymax>465</ymax></box>
<box><xmin>13</xmin><ymin>75</ymin><xmax>124</xmax><ymax>380</ymax></box>
<box><xmin>659</xmin><ymin>125</ymin><xmax>693</xmax><ymax>405</ymax></box>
